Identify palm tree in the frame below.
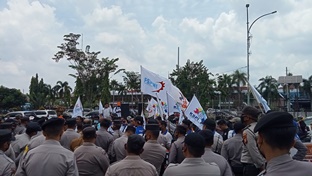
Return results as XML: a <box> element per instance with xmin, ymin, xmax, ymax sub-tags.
<box><xmin>303</xmin><ymin>76</ymin><xmax>312</xmax><ymax>111</ymax></box>
<box><xmin>44</xmin><ymin>84</ymin><xmax>57</xmax><ymax>108</ymax></box>
<box><xmin>53</xmin><ymin>81</ymin><xmax>72</xmax><ymax>106</ymax></box>
<box><xmin>232</xmin><ymin>70</ymin><xmax>247</xmax><ymax>107</ymax></box>
<box><xmin>123</xmin><ymin>71</ymin><xmax>140</xmax><ymax>103</ymax></box>
<box><xmin>217</xmin><ymin>74</ymin><xmax>233</xmax><ymax>109</ymax></box>
<box><xmin>258</xmin><ymin>76</ymin><xmax>278</xmax><ymax>106</ymax></box>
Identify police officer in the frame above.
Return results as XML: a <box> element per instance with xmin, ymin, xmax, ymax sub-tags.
<box><xmin>199</xmin><ymin>129</ymin><xmax>233</xmax><ymax>176</ymax></box>
<box><xmin>60</xmin><ymin>118</ymin><xmax>80</xmax><ymax>150</ymax></box>
<box><xmin>255</xmin><ymin>111</ymin><xmax>312</xmax><ymax>175</ymax></box>
<box><xmin>163</xmin><ymin>133</ymin><xmax>220</xmax><ymax>176</ymax></box>
<box><xmin>15</xmin><ymin>118</ymin><xmax>79</xmax><ymax>176</ymax></box>
<box><xmin>0</xmin><ymin>129</ymin><xmax>16</xmax><ymax>175</ymax></box>
<box><xmin>96</xmin><ymin>119</ymin><xmax>114</xmax><ymax>152</ymax></box>
<box><xmin>140</xmin><ymin>124</ymin><xmax>167</xmax><ymax>175</ymax></box>
<box><xmin>240</xmin><ymin>106</ymin><xmax>265</xmax><ymax>176</ymax></box>
<box><xmin>74</xmin><ymin>127</ymin><xmax>109</xmax><ymax>176</ymax></box>
<box><xmin>168</xmin><ymin>125</ymin><xmax>186</xmax><ymax>164</ymax></box>
<box><xmin>105</xmin><ymin>134</ymin><xmax>157</xmax><ymax>176</ymax></box>
<box><xmin>202</xmin><ymin>118</ymin><xmax>223</xmax><ymax>154</ymax></box>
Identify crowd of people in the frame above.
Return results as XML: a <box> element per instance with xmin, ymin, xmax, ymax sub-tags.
<box><xmin>1</xmin><ymin>106</ymin><xmax>312</xmax><ymax>176</ymax></box>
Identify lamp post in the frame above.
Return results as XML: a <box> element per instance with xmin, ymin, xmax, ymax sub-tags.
<box><xmin>246</xmin><ymin>4</ymin><xmax>277</xmax><ymax>105</ymax></box>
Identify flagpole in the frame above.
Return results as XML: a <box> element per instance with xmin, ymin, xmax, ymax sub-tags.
<box><xmin>155</xmin><ymin>93</ymin><xmax>164</xmax><ymax>120</ymax></box>
<box><xmin>166</xmin><ymin>92</ymin><xmax>171</xmax><ymax>134</ymax></box>
<box><xmin>141</xmin><ymin>92</ymin><xmax>144</xmax><ymax>117</ymax></box>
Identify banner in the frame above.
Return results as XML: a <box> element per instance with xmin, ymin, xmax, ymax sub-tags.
<box><xmin>140</xmin><ymin>66</ymin><xmax>172</xmax><ymax>101</ymax></box>
<box><xmin>99</xmin><ymin>101</ymin><xmax>104</xmax><ymax>116</ymax></box>
<box><xmin>73</xmin><ymin>97</ymin><xmax>83</xmax><ymax>117</ymax></box>
<box><xmin>249</xmin><ymin>83</ymin><xmax>271</xmax><ymax>113</ymax></box>
<box><xmin>170</xmin><ymin>85</ymin><xmax>189</xmax><ymax>110</ymax></box>
<box><xmin>184</xmin><ymin>95</ymin><xmax>207</xmax><ymax>130</ymax></box>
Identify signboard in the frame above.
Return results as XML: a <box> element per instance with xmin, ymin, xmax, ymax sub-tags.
<box><xmin>278</xmin><ymin>75</ymin><xmax>302</xmax><ymax>84</ymax></box>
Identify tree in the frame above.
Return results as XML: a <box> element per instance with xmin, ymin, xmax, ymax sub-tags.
<box><xmin>0</xmin><ymin>86</ymin><xmax>27</xmax><ymax>109</ymax></box>
<box><xmin>303</xmin><ymin>76</ymin><xmax>312</xmax><ymax>111</ymax></box>
<box><xmin>53</xmin><ymin>81</ymin><xmax>72</xmax><ymax>107</ymax></box>
<box><xmin>170</xmin><ymin>60</ymin><xmax>215</xmax><ymax>106</ymax></box>
<box><xmin>217</xmin><ymin>74</ymin><xmax>233</xmax><ymax>109</ymax></box>
<box><xmin>28</xmin><ymin>74</ymin><xmax>50</xmax><ymax>109</ymax></box>
<box><xmin>258</xmin><ymin>76</ymin><xmax>279</xmax><ymax>106</ymax></box>
<box><xmin>232</xmin><ymin>70</ymin><xmax>247</xmax><ymax>107</ymax></box>
<box><xmin>123</xmin><ymin>71</ymin><xmax>140</xmax><ymax>103</ymax></box>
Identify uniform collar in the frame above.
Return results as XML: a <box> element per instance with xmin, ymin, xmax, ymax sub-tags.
<box><xmin>43</xmin><ymin>139</ymin><xmax>61</xmax><ymax>145</ymax></box>
<box><xmin>124</xmin><ymin>155</ymin><xmax>141</xmax><ymax>160</ymax></box>
<box><xmin>266</xmin><ymin>154</ymin><xmax>292</xmax><ymax>172</ymax></box>
<box><xmin>204</xmin><ymin>147</ymin><xmax>213</xmax><ymax>153</ymax></box>
<box><xmin>82</xmin><ymin>142</ymin><xmax>96</xmax><ymax>146</ymax></box>
<box><xmin>181</xmin><ymin>157</ymin><xmax>206</xmax><ymax>164</ymax></box>
<box><xmin>146</xmin><ymin>140</ymin><xmax>158</xmax><ymax>144</ymax></box>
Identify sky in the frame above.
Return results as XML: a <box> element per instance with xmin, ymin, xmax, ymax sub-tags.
<box><xmin>0</xmin><ymin>0</ymin><xmax>311</xmax><ymax>94</ymax></box>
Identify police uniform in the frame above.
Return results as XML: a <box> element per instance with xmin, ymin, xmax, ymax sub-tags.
<box><xmin>254</xmin><ymin>111</ymin><xmax>312</xmax><ymax>176</ymax></box>
<box><xmin>202</xmin><ymin>148</ymin><xmax>233</xmax><ymax>176</ymax></box>
<box><xmin>0</xmin><ymin>129</ymin><xmax>16</xmax><ymax>176</ymax></box>
<box><xmin>27</xmin><ymin>134</ymin><xmax>45</xmax><ymax>150</ymax></box>
<box><xmin>141</xmin><ymin>140</ymin><xmax>167</xmax><ymax>174</ymax></box>
<box><xmin>15</xmin><ymin>118</ymin><xmax>79</xmax><ymax>176</ymax></box>
<box><xmin>96</xmin><ymin>128</ymin><xmax>114</xmax><ymax>152</ymax></box>
<box><xmin>14</xmin><ymin>124</ymin><xmax>26</xmax><ymax>135</ymax></box>
<box><xmin>105</xmin><ymin>155</ymin><xmax>158</xmax><ymax>176</ymax></box>
<box><xmin>168</xmin><ymin>136</ymin><xmax>185</xmax><ymax>164</ymax></box>
<box><xmin>109</xmin><ymin>134</ymin><xmax>128</xmax><ymax>162</ymax></box>
<box><xmin>60</xmin><ymin>119</ymin><xmax>80</xmax><ymax>150</ymax></box>
<box><xmin>212</xmin><ymin>132</ymin><xmax>223</xmax><ymax>154</ymax></box>
<box><xmin>74</xmin><ymin>142</ymin><xmax>110</xmax><ymax>176</ymax></box>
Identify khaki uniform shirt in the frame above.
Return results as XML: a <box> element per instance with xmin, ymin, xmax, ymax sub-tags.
<box><xmin>28</xmin><ymin>134</ymin><xmax>45</xmax><ymax>150</ymax></box>
<box><xmin>163</xmin><ymin>158</ymin><xmax>220</xmax><ymax>176</ymax></box>
<box><xmin>140</xmin><ymin>140</ymin><xmax>167</xmax><ymax>174</ymax></box>
<box><xmin>202</xmin><ymin>148</ymin><xmax>233</xmax><ymax>176</ymax></box>
<box><xmin>4</xmin><ymin>144</ymin><xmax>15</xmax><ymax>161</ymax></box>
<box><xmin>221</xmin><ymin>133</ymin><xmax>243</xmax><ymax>167</ymax></box>
<box><xmin>113</xmin><ymin>130</ymin><xmax>122</xmax><ymax>140</ymax></box>
<box><xmin>241</xmin><ymin>122</ymin><xmax>265</xmax><ymax>168</ymax></box>
<box><xmin>74</xmin><ymin>142</ymin><xmax>110</xmax><ymax>176</ymax></box>
<box><xmin>105</xmin><ymin>155</ymin><xmax>157</xmax><ymax>176</ymax></box>
<box><xmin>168</xmin><ymin>136</ymin><xmax>185</xmax><ymax>164</ymax></box>
<box><xmin>212</xmin><ymin>132</ymin><xmax>223</xmax><ymax>154</ymax></box>
<box><xmin>96</xmin><ymin>128</ymin><xmax>114</xmax><ymax>152</ymax></box>
<box><xmin>60</xmin><ymin>129</ymin><xmax>80</xmax><ymax>150</ymax></box>
<box><xmin>15</xmin><ymin>140</ymin><xmax>78</xmax><ymax>176</ymax></box>
<box><xmin>109</xmin><ymin>134</ymin><xmax>127</xmax><ymax>162</ymax></box>
<box><xmin>258</xmin><ymin>154</ymin><xmax>312</xmax><ymax>176</ymax></box>
<box><xmin>0</xmin><ymin>150</ymin><xmax>16</xmax><ymax>176</ymax></box>
<box><xmin>14</xmin><ymin>125</ymin><xmax>26</xmax><ymax>135</ymax></box>
<box><xmin>12</xmin><ymin>133</ymin><xmax>30</xmax><ymax>156</ymax></box>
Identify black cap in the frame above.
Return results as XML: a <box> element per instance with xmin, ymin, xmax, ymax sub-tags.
<box><xmin>254</xmin><ymin>111</ymin><xmax>294</xmax><ymax>133</ymax></box>
<box><xmin>21</xmin><ymin>117</ymin><xmax>30</xmax><ymax>122</ymax></box>
<box><xmin>202</xmin><ymin>118</ymin><xmax>216</xmax><ymax>128</ymax></box>
<box><xmin>82</xmin><ymin>127</ymin><xmax>96</xmax><ymax>138</ymax></box>
<box><xmin>184</xmin><ymin>133</ymin><xmax>205</xmax><ymax>149</ymax></box>
<box><xmin>65</xmin><ymin>118</ymin><xmax>76</xmax><ymax>125</ymax></box>
<box><xmin>242</xmin><ymin>106</ymin><xmax>261</xmax><ymax>119</ymax></box>
<box><xmin>42</xmin><ymin>118</ymin><xmax>65</xmax><ymax>131</ymax></box>
<box><xmin>127</xmin><ymin>134</ymin><xmax>145</xmax><ymax>150</ymax></box>
<box><xmin>0</xmin><ymin>129</ymin><xmax>12</xmax><ymax>143</ymax></box>
<box><xmin>0</xmin><ymin>122</ymin><xmax>13</xmax><ymax>129</ymax></box>
<box><xmin>145</xmin><ymin>124</ymin><xmax>160</xmax><ymax>131</ymax></box>
<box><xmin>134</xmin><ymin>116</ymin><xmax>144</xmax><ymax>125</ymax></box>
<box><xmin>234</xmin><ymin>122</ymin><xmax>245</xmax><ymax>133</ymax></box>
<box><xmin>26</xmin><ymin>122</ymin><xmax>41</xmax><ymax>132</ymax></box>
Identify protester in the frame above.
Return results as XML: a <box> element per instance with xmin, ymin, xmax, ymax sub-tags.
<box><xmin>111</xmin><ymin>119</ymin><xmax>122</xmax><ymax>140</ymax></box>
<box><xmin>15</xmin><ymin>118</ymin><xmax>78</xmax><ymax>176</ymax></box>
<box><xmin>217</xmin><ymin>119</ymin><xmax>230</xmax><ymax>141</ymax></box>
<box><xmin>254</xmin><ymin>111</ymin><xmax>312</xmax><ymax>175</ymax></box>
<box><xmin>202</xmin><ymin>118</ymin><xmax>223</xmax><ymax>154</ymax></box>
<box><xmin>199</xmin><ymin>129</ymin><xmax>233</xmax><ymax>176</ymax></box>
<box><xmin>221</xmin><ymin>122</ymin><xmax>245</xmax><ymax>176</ymax></box>
<box><xmin>163</xmin><ymin>133</ymin><xmax>220</xmax><ymax>176</ymax></box>
<box><xmin>157</xmin><ymin>120</ymin><xmax>172</xmax><ymax>150</ymax></box>
<box><xmin>134</xmin><ymin>116</ymin><xmax>145</xmax><ymax>136</ymax></box>
<box><xmin>105</xmin><ymin>134</ymin><xmax>157</xmax><ymax>176</ymax></box>
<box><xmin>119</xmin><ymin>116</ymin><xmax>128</xmax><ymax>133</ymax></box>
<box><xmin>0</xmin><ymin>129</ymin><xmax>16</xmax><ymax>175</ymax></box>
<box><xmin>95</xmin><ymin>118</ymin><xmax>114</xmax><ymax>152</ymax></box>
<box><xmin>240</xmin><ymin>106</ymin><xmax>265</xmax><ymax>176</ymax></box>
<box><xmin>168</xmin><ymin>125</ymin><xmax>186</xmax><ymax>164</ymax></box>
<box><xmin>60</xmin><ymin>118</ymin><xmax>80</xmax><ymax>150</ymax></box>
<box><xmin>103</xmin><ymin>103</ymin><xmax>112</xmax><ymax>119</ymax></box>
<box><xmin>74</xmin><ymin>127</ymin><xmax>109</xmax><ymax>176</ymax></box>
<box><xmin>109</xmin><ymin>125</ymin><xmax>136</xmax><ymax>163</ymax></box>
<box><xmin>140</xmin><ymin>124</ymin><xmax>167</xmax><ymax>175</ymax></box>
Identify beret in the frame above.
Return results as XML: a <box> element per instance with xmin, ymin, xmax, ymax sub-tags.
<box><xmin>82</xmin><ymin>127</ymin><xmax>96</xmax><ymax>138</ymax></box>
<box><xmin>65</xmin><ymin>118</ymin><xmax>76</xmax><ymax>125</ymax></box>
<box><xmin>0</xmin><ymin>122</ymin><xmax>13</xmax><ymax>129</ymax></box>
<box><xmin>0</xmin><ymin>129</ymin><xmax>12</xmax><ymax>143</ymax></box>
<box><xmin>234</xmin><ymin>122</ymin><xmax>245</xmax><ymax>133</ymax></box>
<box><xmin>127</xmin><ymin>134</ymin><xmax>145</xmax><ymax>150</ymax></box>
<box><xmin>254</xmin><ymin>111</ymin><xmax>294</xmax><ymax>133</ymax></box>
<box><xmin>242</xmin><ymin>106</ymin><xmax>261</xmax><ymax>119</ymax></box>
<box><xmin>26</xmin><ymin>122</ymin><xmax>41</xmax><ymax>132</ymax></box>
<box><xmin>145</xmin><ymin>124</ymin><xmax>160</xmax><ymax>131</ymax></box>
<box><xmin>42</xmin><ymin>118</ymin><xmax>65</xmax><ymax>130</ymax></box>
<box><xmin>184</xmin><ymin>132</ymin><xmax>205</xmax><ymax>149</ymax></box>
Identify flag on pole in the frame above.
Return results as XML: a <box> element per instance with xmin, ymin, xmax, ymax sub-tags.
<box><xmin>146</xmin><ymin>98</ymin><xmax>159</xmax><ymax>118</ymax></box>
<box><xmin>73</xmin><ymin>97</ymin><xmax>83</xmax><ymax>117</ymax></box>
<box><xmin>140</xmin><ymin>66</ymin><xmax>172</xmax><ymax>102</ymax></box>
<box><xmin>167</xmin><ymin>92</ymin><xmax>181</xmax><ymax>116</ymax></box>
<box><xmin>249</xmin><ymin>84</ymin><xmax>271</xmax><ymax>113</ymax></box>
<box><xmin>169</xmin><ymin>85</ymin><xmax>189</xmax><ymax>110</ymax></box>
<box><xmin>184</xmin><ymin>95</ymin><xmax>207</xmax><ymax>130</ymax></box>
<box><xmin>99</xmin><ymin>101</ymin><xmax>104</xmax><ymax>117</ymax></box>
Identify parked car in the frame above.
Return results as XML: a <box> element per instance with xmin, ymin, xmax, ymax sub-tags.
<box><xmin>34</xmin><ymin>110</ymin><xmax>57</xmax><ymax>119</ymax></box>
<box><xmin>85</xmin><ymin>111</ymin><xmax>99</xmax><ymax>119</ymax></box>
<box><xmin>5</xmin><ymin>111</ymin><xmax>36</xmax><ymax>119</ymax></box>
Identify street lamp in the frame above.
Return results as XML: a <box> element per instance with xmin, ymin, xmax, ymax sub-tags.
<box><xmin>246</xmin><ymin>4</ymin><xmax>277</xmax><ymax>105</ymax></box>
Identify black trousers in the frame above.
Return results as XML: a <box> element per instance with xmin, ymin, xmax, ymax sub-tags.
<box><xmin>242</xmin><ymin>163</ymin><xmax>261</xmax><ymax>176</ymax></box>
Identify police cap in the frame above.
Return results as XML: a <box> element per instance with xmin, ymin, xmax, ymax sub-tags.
<box><xmin>254</xmin><ymin>111</ymin><xmax>294</xmax><ymax>133</ymax></box>
<box><xmin>42</xmin><ymin>118</ymin><xmax>65</xmax><ymax>131</ymax></box>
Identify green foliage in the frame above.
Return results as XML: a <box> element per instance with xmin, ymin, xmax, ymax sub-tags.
<box><xmin>0</xmin><ymin>86</ymin><xmax>27</xmax><ymax>109</ymax></box>
<box><xmin>257</xmin><ymin>76</ymin><xmax>279</xmax><ymax>105</ymax></box>
<box><xmin>28</xmin><ymin>74</ymin><xmax>50</xmax><ymax>109</ymax></box>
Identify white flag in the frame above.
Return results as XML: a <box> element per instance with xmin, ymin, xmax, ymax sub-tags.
<box><xmin>140</xmin><ymin>66</ymin><xmax>172</xmax><ymax>101</ymax></box>
<box><xmin>146</xmin><ymin>98</ymin><xmax>159</xmax><ymax>118</ymax></box>
<box><xmin>249</xmin><ymin>84</ymin><xmax>271</xmax><ymax>113</ymax></box>
<box><xmin>99</xmin><ymin>101</ymin><xmax>104</xmax><ymax>116</ymax></box>
<box><xmin>169</xmin><ymin>85</ymin><xmax>189</xmax><ymax>110</ymax></box>
<box><xmin>73</xmin><ymin>97</ymin><xmax>83</xmax><ymax>117</ymax></box>
<box><xmin>184</xmin><ymin>95</ymin><xmax>207</xmax><ymax>130</ymax></box>
<box><xmin>167</xmin><ymin>92</ymin><xmax>181</xmax><ymax>116</ymax></box>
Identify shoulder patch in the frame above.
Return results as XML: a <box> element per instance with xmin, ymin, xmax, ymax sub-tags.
<box><xmin>243</xmin><ymin>131</ymin><xmax>248</xmax><ymax>145</ymax></box>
